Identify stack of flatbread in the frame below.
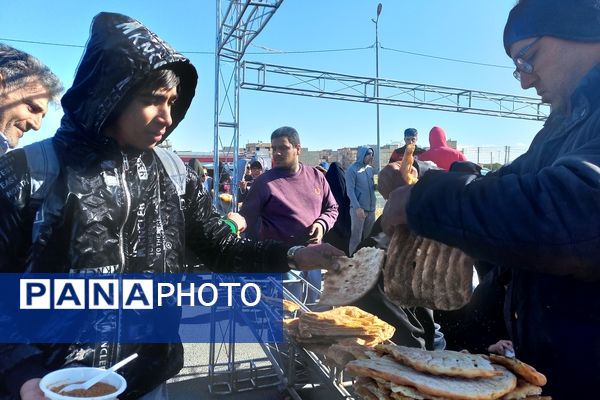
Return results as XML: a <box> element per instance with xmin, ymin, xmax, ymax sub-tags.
<box><xmin>320</xmin><ymin>247</ymin><xmax>386</xmax><ymax>306</ymax></box>
<box><xmin>384</xmin><ymin>226</ymin><xmax>474</xmax><ymax>310</ymax></box>
<box><xmin>383</xmin><ymin>144</ymin><xmax>475</xmax><ymax>311</ymax></box>
<box><xmin>346</xmin><ymin>344</ymin><xmax>549</xmax><ymax>400</ymax></box>
<box><xmin>283</xmin><ymin>306</ymin><xmax>395</xmax><ymax>349</ymax></box>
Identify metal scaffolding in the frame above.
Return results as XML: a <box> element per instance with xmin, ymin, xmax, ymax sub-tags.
<box><xmin>240</xmin><ymin>61</ymin><xmax>550</xmax><ymax>121</ymax></box>
<box><xmin>214</xmin><ymin>1</ymin><xmax>549</xmax><ymax>212</ymax></box>
<box><xmin>214</xmin><ymin>0</ymin><xmax>283</xmax><ymax>209</ymax></box>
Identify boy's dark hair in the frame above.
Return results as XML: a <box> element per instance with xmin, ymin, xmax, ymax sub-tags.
<box><xmin>141</xmin><ymin>69</ymin><xmax>180</xmax><ymax>94</ymax></box>
<box><xmin>104</xmin><ymin>69</ymin><xmax>180</xmax><ymax>129</ymax></box>
<box><xmin>271</xmin><ymin>126</ymin><xmax>300</xmax><ymax>146</ymax></box>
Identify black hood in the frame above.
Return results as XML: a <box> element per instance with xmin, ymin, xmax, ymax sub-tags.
<box><xmin>59</xmin><ymin>12</ymin><xmax>197</xmax><ymax>141</ymax></box>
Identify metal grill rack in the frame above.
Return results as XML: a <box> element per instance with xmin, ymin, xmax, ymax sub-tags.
<box><xmin>206</xmin><ymin>271</ymin><xmax>357</xmax><ymax>399</ymax></box>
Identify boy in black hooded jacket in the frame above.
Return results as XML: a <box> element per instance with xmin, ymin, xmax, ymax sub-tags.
<box><xmin>0</xmin><ymin>12</ymin><xmax>342</xmax><ymax>400</ymax></box>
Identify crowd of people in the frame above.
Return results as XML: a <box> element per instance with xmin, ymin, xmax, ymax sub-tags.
<box><xmin>1</xmin><ymin>0</ymin><xmax>599</xmax><ymax>398</ymax></box>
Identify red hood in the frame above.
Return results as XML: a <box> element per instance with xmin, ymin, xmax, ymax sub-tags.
<box><xmin>429</xmin><ymin>126</ymin><xmax>448</xmax><ymax>149</ymax></box>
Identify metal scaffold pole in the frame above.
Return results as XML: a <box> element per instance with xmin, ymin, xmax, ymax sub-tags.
<box><xmin>373</xmin><ymin>3</ymin><xmax>383</xmax><ymax>172</ymax></box>
<box><xmin>213</xmin><ymin>0</ymin><xmax>283</xmax><ymax>211</ymax></box>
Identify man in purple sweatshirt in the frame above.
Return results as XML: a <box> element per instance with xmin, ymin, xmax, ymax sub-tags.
<box><xmin>240</xmin><ymin>126</ymin><xmax>339</xmax><ymax>301</ymax></box>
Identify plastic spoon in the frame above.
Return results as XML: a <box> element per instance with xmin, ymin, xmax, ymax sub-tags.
<box><xmin>59</xmin><ymin>353</ymin><xmax>138</xmax><ymax>394</ymax></box>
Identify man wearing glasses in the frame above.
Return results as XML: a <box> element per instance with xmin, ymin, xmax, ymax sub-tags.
<box><xmin>382</xmin><ymin>0</ymin><xmax>600</xmax><ymax>397</ymax></box>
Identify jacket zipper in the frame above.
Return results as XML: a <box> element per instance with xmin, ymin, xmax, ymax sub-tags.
<box><xmin>115</xmin><ymin>152</ymin><xmax>131</xmax><ymax>364</ymax></box>
<box><xmin>156</xmin><ymin>166</ymin><xmax>167</xmax><ymax>273</ymax></box>
<box><xmin>119</xmin><ymin>153</ymin><xmax>132</xmax><ymax>272</ymax></box>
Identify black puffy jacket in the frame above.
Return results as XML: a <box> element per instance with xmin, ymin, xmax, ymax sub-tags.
<box><xmin>0</xmin><ymin>12</ymin><xmax>290</xmax><ymax>399</ymax></box>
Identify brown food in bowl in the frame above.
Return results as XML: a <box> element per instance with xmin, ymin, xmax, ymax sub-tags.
<box><xmin>50</xmin><ymin>381</ymin><xmax>117</xmax><ymax>397</ymax></box>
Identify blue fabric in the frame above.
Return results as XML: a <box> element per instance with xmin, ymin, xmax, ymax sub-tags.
<box><xmin>345</xmin><ymin>146</ymin><xmax>376</xmax><ymax>211</ymax></box>
<box><xmin>349</xmin><ymin>207</ymin><xmax>376</xmax><ymax>255</ymax></box>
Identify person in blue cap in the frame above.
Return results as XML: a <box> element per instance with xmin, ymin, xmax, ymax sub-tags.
<box><xmin>383</xmin><ymin>0</ymin><xmax>600</xmax><ymax>397</ymax></box>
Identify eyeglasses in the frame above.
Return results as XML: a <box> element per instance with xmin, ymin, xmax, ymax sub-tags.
<box><xmin>512</xmin><ymin>37</ymin><xmax>541</xmax><ymax>81</ymax></box>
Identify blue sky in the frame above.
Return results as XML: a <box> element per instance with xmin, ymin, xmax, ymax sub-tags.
<box><xmin>1</xmin><ymin>0</ymin><xmax>543</xmax><ymax>153</ymax></box>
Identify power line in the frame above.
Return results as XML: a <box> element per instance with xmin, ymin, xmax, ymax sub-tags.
<box><xmin>250</xmin><ymin>43</ymin><xmax>513</xmax><ymax>69</ymax></box>
<box><xmin>0</xmin><ymin>36</ymin><xmax>513</xmax><ymax>69</ymax></box>
<box><xmin>0</xmin><ymin>37</ymin><xmax>84</xmax><ymax>48</ymax></box>
<box><xmin>381</xmin><ymin>45</ymin><xmax>513</xmax><ymax>69</ymax></box>
<box><xmin>0</xmin><ymin>37</ymin><xmax>213</xmax><ymax>54</ymax></box>
<box><xmin>248</xmin><ymin>44</ymin><xmax>373</xmax><ymax>54</ymax></box>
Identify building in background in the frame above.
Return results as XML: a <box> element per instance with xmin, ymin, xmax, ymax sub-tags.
<box><xmin>175</xmin><ymin>138</ymin><xmax>524</xmax><ymax>175</ymax></box>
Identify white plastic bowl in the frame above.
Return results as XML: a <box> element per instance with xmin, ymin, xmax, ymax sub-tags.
<box><xmin>39</xmin><ymin>367</ymin><xmax>127</xmax><ymax>400</ymax></box>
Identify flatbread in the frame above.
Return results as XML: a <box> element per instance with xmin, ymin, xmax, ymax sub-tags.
<box><xmin>384</xmin><ymin>227</ymin><xmax>413</xmax><ymax>306</ymax></box>
<box><xmin>282</xmin><ymin>299</ymin><xmax>300</xmax><ymax>312</ymax></box>
<box><xmin>325</xmin><ymin>344</ymin><xmax>359</xmax><ymax>369</ymax></box>
<box><xmin>515</xmin><ymin>397</ymin><xmax>551</xmax><ymax>400</ymax></box>
<box><xmin>385</xmin><ymin>229</ymin><xmax>473</xmax><ymax>310</ymax></box>
<box><xmin>433</xmin><ymin>241</ymin><xmax>452</xmax><ymax>309</ymax></box>
<box><xmin>286</xmin><ymin>306</ymin><xmax>395</xmax><ymax>347</ymax></box>
<box><xmin>411</xmin><ymin>238</ymin><xmax>427</xmax><ymax>303</ymax></box>
<box><xmin>346</xmin><ymin>355</ymin><xmax>517</xmax><ymax>400</ymax></box>
<box><xmin>500</xmin><ymin>379</ymin><xmax>543</xmax><ymax>400</ymax></box>
<box><xmin>445</xmin><ymin>246</ymin><xmax>462</xmax><ymax>308</ymax></box>
<box><xmin>396</xmin><ymin>232</ymin><xmax>423</xmax><ymax>306</ymax></box>
<box><xmin>375</xmin><ymin>378</ymin><xmax>447</xmax><ymax>400</ymax></box>
<box><xmin>420</xmin><ymin>238</ymin><xmax>440</xmax><ymax>308</ymax></box>
<box><xmin>355</xmin><ymin>385</ymin><xmax>379</xmax><ymax>400</ymax></box>
<box><xmin>376</xmin><ymin>344</ymin><xmax>499</xmax><ymax>378</ymax></box>
<box><xmin>320</xmin><ymin>247</ymin><xmax>385</xmax><ymax>306</ymax></box>
<box><xmin>362</xmin><ymin>378</ymin><xmax>394</xmax><ymax>400</ymax></box>
<box><xmin>355</xmin><ymin>378</ymin><xmax>381</xmax><ymax>400</ymax></box>
<box><xmin>457</xmin><ymin>251</ymin><xmax>475</xmax><ymax>306</ymax></box>
<box><xmin>488</xmin><ymin>354</ymin><xmax>547</xmax><ymax>387</ymax></box>
<box><xmin>389</xmin><ymin>383</ymin><xmax>448</xmax><ymax>400</ymax></box>
<box><xmin>326</xmin><ymin>343</ymin><xmax>373</xmax><ymax>367</ymax></box>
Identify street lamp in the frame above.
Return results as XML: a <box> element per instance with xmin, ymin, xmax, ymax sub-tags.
<box><xmin>372</xmin><ymin>3</ymin><xmax>383</xmax><ymax>172</ymax></box>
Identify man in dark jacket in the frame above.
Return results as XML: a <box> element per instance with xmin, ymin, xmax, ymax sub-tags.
<box><xmin>323</xmin><ymin>162</ymin><xmax>352</xmax><ymax>255</ymax></box>
<box><xmin>0</xmin><ymin>13</ymin><xmax>343</xmax><ymax>400</ymax></box>
<box><xmin>382</xmin><ymin>0</ymin><xmax>600</xmax><ymax>397</ymax></box>
<box><xmin>388</xmin><ymin>128</ymin><xmax>426</xmax><ymax>163</ymax></box>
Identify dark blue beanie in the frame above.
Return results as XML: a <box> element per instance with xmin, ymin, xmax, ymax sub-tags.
<box><xmin>504</xmin><ymin>0</ymin><xmax>600</xmax><ymax>56</ymax></box>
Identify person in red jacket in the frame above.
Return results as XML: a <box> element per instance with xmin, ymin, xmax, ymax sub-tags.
<box><xmin>417</xmin><ymin>126</ymin><xmax>467</xmax><ymax>171</ymax></box>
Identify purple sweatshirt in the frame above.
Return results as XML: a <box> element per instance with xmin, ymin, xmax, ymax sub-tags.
<box><xmin>240</xmin><ymin>164</ymin><xmax>339</xmax><ymax>245</ymax></box>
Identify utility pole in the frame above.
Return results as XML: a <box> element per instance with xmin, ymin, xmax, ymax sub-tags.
<box><xmin>372</xmin><ymin>3</ymin><xmax>383</xmax><ymax>172</ymax></box>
